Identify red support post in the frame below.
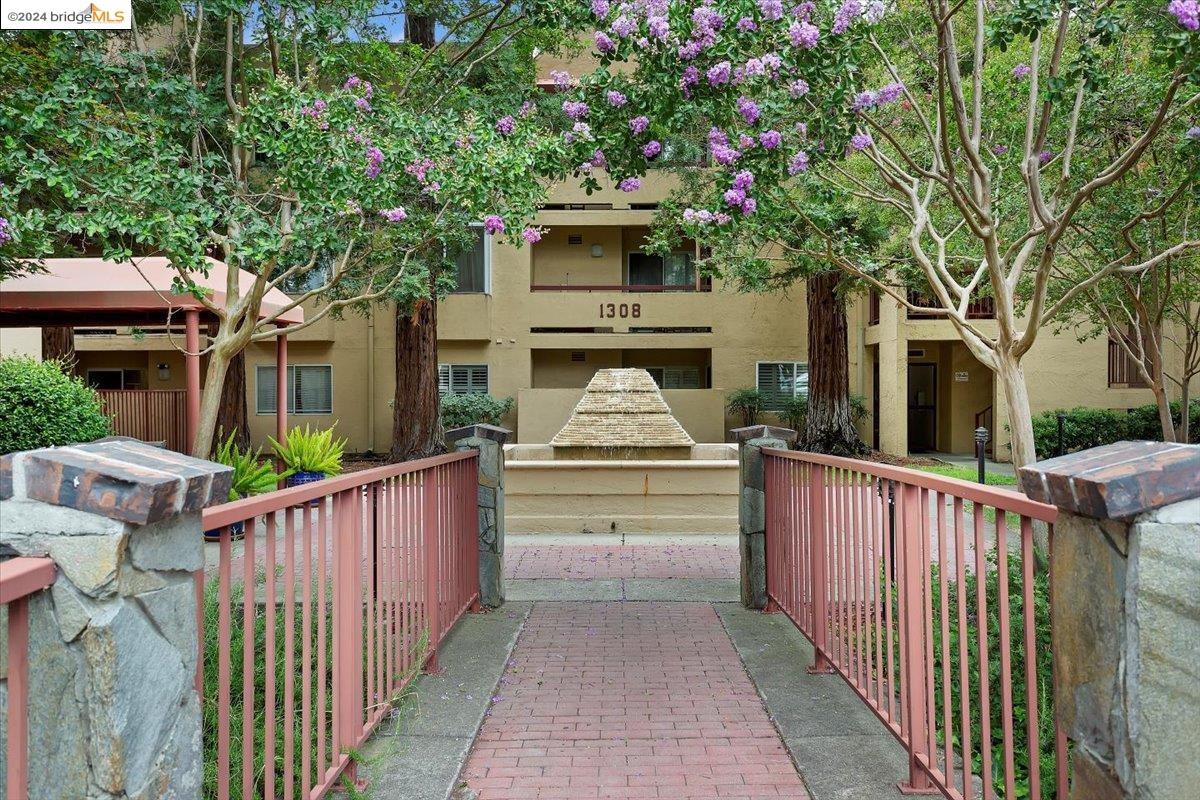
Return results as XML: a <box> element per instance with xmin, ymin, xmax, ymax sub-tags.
<box><xmin>332</xmin><ymin>490</ymin><xmax>365</xmax><ymax>784</ymax></box>
<box><xmin>807</xmin><ymin>463</ymin><xmax>834</xmax><ymax>674</ymax></box>
<box><xmin>898</xmin><ymin>482</ymin><xmax>935</xmax><ymax>794</ymax></box>
<box><xmin>423</xmin><ymin>468</ymin><xmax>442</xmax><ymax>673</ymax></box>
<box><xmin>184</xmin><ymin>309</ymin><xmax>201</xmax><ymax>454</ymax></box>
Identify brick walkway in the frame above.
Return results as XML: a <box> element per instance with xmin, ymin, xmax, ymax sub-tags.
<box><xmin>461</xmin><ymin>602</ymin><xmax>810</xmax><ymax>799</ymax></box>
<box><xmin>504</xmin><ymin>543</ymin><xmax>739</xmax><ymax>580</ymax></box>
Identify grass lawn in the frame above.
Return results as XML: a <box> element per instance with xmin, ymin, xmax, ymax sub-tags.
<box><xmin>914</xmin><ymin>464</ymin><xmax>1018</xmax><ymax>486</ymax></box>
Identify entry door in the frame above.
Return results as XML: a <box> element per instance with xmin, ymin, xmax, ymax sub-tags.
<box><xmin>907</xmin><ymin>363</ymin><xmax>938</xmax><ymax>452</ymax></box>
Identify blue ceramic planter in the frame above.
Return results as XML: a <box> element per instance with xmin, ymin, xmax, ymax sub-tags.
<box><xmin>203</xmin><ymin>519</ymin><xmax>245</xmax><ymax>542</ymax></box>
<box><xmin>287</xmin><ymin>470</ymin><xmax>327</xmax><ymax>506</ymax></box>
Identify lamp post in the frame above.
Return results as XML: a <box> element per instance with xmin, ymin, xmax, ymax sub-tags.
<box><xmin>974</xmin><ymin>426</ymin><xmax>990</xmax><ymax>484</ymax></box>
<box><xmin>1057</xmin><ymin>412</ymin><xmax>1067</xmax><ymax>457</ymax></box>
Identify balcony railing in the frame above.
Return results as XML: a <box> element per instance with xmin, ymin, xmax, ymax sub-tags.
<box><xmin>530</xmin><ymin>283</ymin><xmax>711</xmax><ymax>293</ymax></box>
<box><xmin>906</xmin><ymin>290</ymin><xmax>995</xmax><ymax>319</ymax></box>
<box><xmin>1108</xmin><ymin>338</ymin><xmax>1149</xmax><ymax>387</ymax></box>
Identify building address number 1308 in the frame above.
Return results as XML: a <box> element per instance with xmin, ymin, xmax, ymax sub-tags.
<box><xmin>599</xmin><ymin>303</ymin><xmax>642</xmax><ymax>319</ymax></box>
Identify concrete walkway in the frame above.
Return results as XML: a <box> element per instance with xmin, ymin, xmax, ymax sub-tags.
<box><xmin>368</xmin><ymin>539</ymin><xmax>909</xmax><ymax>800</ymax></box>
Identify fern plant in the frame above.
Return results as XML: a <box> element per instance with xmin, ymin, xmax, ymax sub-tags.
<box><xmin>269</xmin><ymin>424</ymin><xmax>346</xmax><ymax>476</ymax></box>
<box><xmin>213</xmin><ymin>432</ymin><xmax>290</xmax><ymax>501</ymax></box>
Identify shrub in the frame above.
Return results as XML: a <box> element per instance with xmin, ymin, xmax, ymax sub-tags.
<box><xmin>0</xmin><ymin>356</ymin><xmax>111</xmax><ymax>454</ymax></box>
<box><xmin>212</xmin><ymin>431</ymin><xmax>290</xmax><ymax>501</ymax></box>
<box><xmin>776</xmin><ymin>393</ymin><xmax>868</xmax><ymax>433</ymax></box>
<box><xmin>1124</xmin><ymin>400</ymin><xmax>1200</xmax><ymax>443</ymax></box>
<box><xmin>725</xmin><ymin>387</ymin><xmax>764</xmax><ymax>428</ymax></box>
<box><xmin>1032</xmin><ymin>401</ymin><xmax>1200</xmax><ymax>458</ymax></box>
<box><xmin>269</xmin><ymin>424</ymin><xmax>346</xmax><ymax>475</ymax></box>
<box><xmin>439</xmin><ymin>392</ymin><xmax>515</xmax><ymax>429</ymax></box>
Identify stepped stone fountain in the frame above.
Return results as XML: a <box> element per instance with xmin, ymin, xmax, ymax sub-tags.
<box><xmin>550</xmin><ymin>368</ymin><xmax>695</xmax><ymax>460</ymax></box>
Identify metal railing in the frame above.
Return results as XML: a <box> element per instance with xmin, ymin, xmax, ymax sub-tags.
<box><xmin>197</xmin><ymin>450</ymin><xmax>480</xmax><ymax>799</ymax></box>
<box><xmin>2</xmin><ymin>557</ymin><xmax>56</xmax><ymax>800</ymax></box>
<box><xmin>529</xmin><ymin>283</ymin><xmax>711</xmax><ymax>292</ymax></box>
<box><xmin>907</xmin><ymin>291</ymin><xmax>996</xmax><ymax>320</ymax></box>
<box><xmin>762</xmin><ymin>449</ymin><xmax>1065</xmax><ymax>799</ymax></box>
<box><xmin>1107</xmin><ymin>338</ymin><xmax>1148</xmax><ymax>387</ymax></box>
<box><xmin>98</xmin><ymin>389</ymin><xmax>188</xmax><ymax>452</ymax></box>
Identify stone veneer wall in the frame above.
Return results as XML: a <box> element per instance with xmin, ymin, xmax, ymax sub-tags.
<box><xmin>0</xmin><ymin>439</ymin><xmax>230</xmax><ymax>800</ymax></box>
<box><xmin>447</xmin><ymin>424</ymin><xmax>509</xmax><ymax>608</ymax></box>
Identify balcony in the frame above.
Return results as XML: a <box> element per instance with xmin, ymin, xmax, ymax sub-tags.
<box><xmin>530</xmin><ymin>282</ymin><xmax>711</xmax><ymax>293</ymax></box>
<box><xmin>906</xmin><ymin>290</ymin><xmax>995</xmax><ymax>320</ymax></box>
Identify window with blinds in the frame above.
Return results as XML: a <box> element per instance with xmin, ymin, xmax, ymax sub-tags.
<box><xmin>645</xmin><ymin>366</ymin><xmax>702</xmax><ymax>389</ymax></box>
<box><xmin>452</xmin><ymin>228</ymin><xmax>489</xmax><ymax>293</ymax></box>
<box><xmin>438</xmin><ymin>364</ymin><xmax>489</xmax><ymax>395</ymax></box>
<box><xmin>256</xmin><ymin>365</ymin><xmax>333</xmax><ymax>414</ymax></box>
<box><xmin>757</xmin><ymin>362</ymin><xmax>809</xmax><ymax>409</ymax></box>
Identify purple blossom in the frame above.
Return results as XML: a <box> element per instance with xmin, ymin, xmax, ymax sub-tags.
<box><xmin>648</xmin><ymin>16</ymin><xmax>669</xmax><ymax>38</ymax></box>
<box><xmin>852</xmin><ymin>90</ymin><xmax>879</xmax><ymax>112</ymax></box>
<box><xmin>496</xmin><ymin>115</ymin><xmax>516</xmax><ymax>135</ymax></box>
<box><xmin>1012</xmin><ymin>63</ymin><xmax>1032</xmax><ymax>79</ymax></box>
<box><xmin>682</xmin><ymin>208</ymin><xmax>699</xmax><ymax>223</ymax></box>
<box><xmin>850</xmin><ymin>132</ymin><xmax>873</xmax><ymax>151</ymax></box>
<box><xmin>365</xmin><ymin>146</ymin><xmax>384</xmax><ymax>178</ymax></box>
<box><xmin>606</xmin><ymin>90</ymin><xmax>628</xmax><ymax>107</ymax></box>
<box><xmin>629</xmin><ymin>115</ymin><xmax>650</xmax><ymax>135</ymax></box>
<box><xmin>758</xmin><ymin>0</ymin><xmax>784</xmax><ymax>21</ymax></box>
<box><xmin>594</xmin><ymin>31</ymin><xmax>616</xmax><ymax>53</ymax></box>
<box><xmin>699</xmin><ymin>210</ymin><xmax>716</xmax><ymax>223</ymax></box>
<box><xmin>1187</xmin><ymin>126</ymin><xmax>1200</xmax><ymax>140</ymax></box>
<box><xmin>519</xmin><ymin>100</ymin><xmax>535</xmax><ymax>117</ymax></box>
<box><xmin>732</xmin><ymin>169</ymin><xmax>755</xmax><ymax>191</ymax></box>
<box><xmin>522</xmin><ymin>227</ymin><xmax>543</xmax><ymax>244</ymax></box>
<box><xmin>379</xmin><ymin>207</ymin><xmax>408</xmax><ymax>222</ymax></box>
<box><xmin>563</xmin><ymin>100</ymin><xmax>590</xmax><ymax>120</ymax></box>
<box><xmin>832</xmin><ymin>0</ymin><xmax>862</xmax><ymax>34</ymax></box>
<box><xmin>642</xmin><ymin>140</ymin><xmax>663</xmax><ymax>158</ymax></box>
<box><xmin>692</xmin><ymin>6</ymin><xmax>725</xmax><ymax>34</ymax></box>
<box><xmin>551</xmin><ymin>70</ymin><xmax>572</xmax><ymax>89</ymax></box>
<box><xmin>788</xmin><ymin>150</ymin><xmax>810</xmax><ymax>174</ymax></box>
<box><xmin>355</xmin><ymin>97</ymin><xmax>372</xmax><ymax>111</ymax></box>
<box><xmin>878</xmin><ymin>82</ymin><xmax>905</xmax><ymax>104</ymax></box>
<box><xmin>992</xmin><ymin>144</ymin><xmax>1010</xmax><ymax>155</ymax></box>
<box><xmin>618</xmin><ymin>177</ymin><xmax>642</xmax><ymax>192</ymax></box>
<box><xmin>759</xmin><ymin>130</ymin><xmax>782</xmax><ymax>149</ymax></box>
<box><xmin>484</xmin><ymin>215</ymin><xmax>505</xmax><ymax>235</ymax></box>
<box><xmin>742</xmin><ymin>197</ymin><xmax>758</xmax><ymax>215</ymax></box>
<box><xmin>744</xmin><ymin>57</ymin><xmax>766</xmax><ymax>77</ymax></box>
<box><xmin>711</xmin><ymin>144</ymin><xmax>741</xmax><ymax>165</ymax></box>
<box><xmin>736</xmin><ymin>96</ymin><xmax>760</xmax><ymax>125</ymax></box>
<box><xmin>681</xmin><ymin>66</ymin><xmax>700</xmax><ymax>89</ymax></box>
<box><xmin>1038</xmin><ymin>149</ymin><xmax>1055</xmax><ymax>165</ymax></box>
<box><xmin>678</xmin><ymin>39</ymin><xmax>705</xmax><ymax>60</ymax></box>
<box><xmin>0</xmin><ymin>217</ymin><xmax>11</xmax><ymax>245</ymax></box>
<box><xmin>761</xmin><ymin>53</ymin><xmax>783</xmax><ymax>75</ymax></box>
<box><xmin>793</xmin><ymin>1</ymin><xmax>815</xmax><ymax>19</ymax></box>
<box><xmin>707</xmin><ymin>61</ymin><xmax>732</xmax><ymax>86</ymax></box>
<box><xmin>1168</xmin><ymin>0</ymin><xmax>1199</xmax><ymax>30</ymax></box>
<box><xmin>715</xmin><ymin>212</ymin><xmax>732</xmax><ymax>224</ymax></box>
<box><xmin>611</xmin><ymin>14</ymin><xmax>637</xmax><ymax>37</ymax></box>
<box><xmin>789</xmin><ymin>21</ymin><xmax>820</xmax><ymax>49</ymax></box>
<box><xmin>591</xmin><ymin>149</ymin><xmax>608</xmax><ymax>168</ymax></box>
<box><xmin>591</xmin><ymin>0</ymin><xmax>610</xmax><ymax>18</ymax></box>
<box><xmin>724</xmin><ymin>187</ymin><xmax>747</xmax><ymax>207</ymax></box>
<box><xmin>739</xmin><ymin>133</ymin><xmax>756</xmax><ymax>149</ymax></box>
<box><xmin>709</xmin><ymin>127</ymin><xmax>730</xmax><ymax>148</ymax></box>
<box><xmin>737</xmin><ymin>17</ymin><xmax>758</xmax><ymax>31</ymax></box>
<box><xmin>789</xmin><ymin>79</ymin><xmax>810</xmax><ymax>98</ymax></box>
<box><xmin>864</xmin><ymin>0</ymin><xmax>886</xmax><ymax>23</ymax></box>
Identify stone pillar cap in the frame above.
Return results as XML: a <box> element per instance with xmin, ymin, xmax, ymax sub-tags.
<box><xmin>445</xmin><ymin>423</ymin><xmax>512</xmax><ymax>445</ymax></box>
<box><xmin>729</xmin><ymin>425</ymin><xmax>798</xmax><ymax>445</ymax></box>
<box><xmin>1019</xmin><ymin>440</ymin><xmax>1200</xmax><ymax>520</ymax></box>
<box><xmin>1</xmin><ymin>439</ymin><xmax>232</xmax><ymax>525</ymax></box>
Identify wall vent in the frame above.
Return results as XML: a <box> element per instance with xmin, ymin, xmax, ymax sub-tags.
<box><xmin>908</xmin><ymin>349</ymin><xmax>926</xmax><ymax>358</ymax></box>
<box><xmin>570</xmin><ymin>351</ymin><xmax>586</xmax><ymax>362</ymax></box>
<box><xmin>567</xmin><ymin>234</ymin><xmax>583</xmax><ymax>245</ymax></box>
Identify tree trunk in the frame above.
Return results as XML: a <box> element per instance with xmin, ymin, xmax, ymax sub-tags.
<box><xmin>798</xmin><ymin>272</ymin><xmax>867</xmax><ymax>456</ymax></box>
<box><xmin>41</xmin><ymin>327</ymin><xmax>75</xmax><ymax>366</ymax></box>
<box><xmin>405</xmin><ymin>13</ymin><xmax>436</xmax><ymax>46</ymax></box>
<box><xmin>994</xmin><ymin>350</ymin><xmax>1036</xmax><ymax>468</ymax></box>
<box><xmin>1152</xmin><ymin>383</ymin><xmax>1177</xmax><ymax>443</ymax></box>
<box><xmin>1180</xmin><ymin>379</ymin><xmax>1192</xmax><ymax>443</ymax></box>
<box><xmin>391</xmin><ymin>296</ymin><xmax>444</xmax><ymax>461</ymax></box>
<box><xmin>193</xmin><ymin>348</ymin><xmax>232</xmax><ymax>458</ymax></box>
<box><xmin>215</xmin><ymin>349</ymin><xmax>250</xmax><ymax>449</ymax></box>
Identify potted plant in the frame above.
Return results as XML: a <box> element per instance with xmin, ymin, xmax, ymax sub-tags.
<box><xmin>204</xmin><ymin>432</ymin><xmax>290</xmax><ymax>542</ymax></box>
<box><xmin>270</xmin><ymin>424</ymin><xmax>346</xmax><ymax>490</ymax></box>
<box><xmin>726</xmin><ymin>387</ymin><xmax>765</xmax><ymax>429</ymax></box>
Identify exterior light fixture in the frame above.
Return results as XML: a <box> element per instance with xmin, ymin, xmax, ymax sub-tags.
<box><xmin>157</xmin><ymin>363</ymin><xmax>171</xmax><ymax>381</ymax></box>
<box><xmin>590</xmin><ymin>244</ymin><xmax>604</xmax><ymax>258</ymax></box>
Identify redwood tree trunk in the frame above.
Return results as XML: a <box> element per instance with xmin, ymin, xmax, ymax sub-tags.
<box><xmin>391</xmin><ymin>295</ymin><xmax>445</xmax><ymax>460</ymax></box>
<box><xmin>799</xmin><ymin>272</ymin><xmax>867</xmax><ymax>456</ymax></box>
<box><xmin>41</xmin><ymin>327</ymin><xmax>75</xmax><ymax>366</ymax></box>
<box><xmin>215</xmin><ymin>349</ymin><xmax>250</xmax><ymax>449</ymax></box>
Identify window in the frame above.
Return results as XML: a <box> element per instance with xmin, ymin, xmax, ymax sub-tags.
<box><xmin>451</xmin><ymin>227</ymin><xmax>490</xmax><ymax>294</ymax></box>
<box><xmin>645</xmin><ymin>366</ymin><xmax>702</xmax><ymax>389</ymax></box>
<box><xmin>627</xmin><ymin>251</ymin><xmax>695</xmax><ymax>288</ymax></box>
<box><xmin>280</xmin><ymin>258</ymin><xmax>332</xmax><ymax>295</ymax></box>
<box><xmin>86</xmin><ymin>369</ymin><xmax>143</xmax><ymax>389</ymax></box>
<box><xmin>438</xmin><ymin>364</ymin><xmax>489</xmax><ymax>395</ymax></box>
<box><xmin>256</xmin><ymin>365</ymin><xmax>333</xmax><ymax>414</ymax></box>
<box><xmin>757</xmin><ymin>362</ymin><xmax>809</xmax><ymax>409</ymax></box>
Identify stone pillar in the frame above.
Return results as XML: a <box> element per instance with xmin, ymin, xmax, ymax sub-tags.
<box><xmin>731</xmin><ymin>424</ymin><xmax>798</xmax><ymax>609</ymax></box>
<box><xmin>876</xmin><ymin>291</ymin><xmax>907</xmax><ymax>458</ymax></box>
<box><xmin>0</xmin><ymin>439</ymin><xmax>231</xmax><ymax>800</ymax></box>
<box><xmin>1019</xmin><ymin>441</ymin><xmax>1200</xmax><ymax>800</ymax></box>
<box><xmin>446</xmin><ymin>424</ymin><xmax>510</xmax><ymax>609</ymax></box>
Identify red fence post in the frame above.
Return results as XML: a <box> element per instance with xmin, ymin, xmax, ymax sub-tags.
<box><xmin>423</xmin><ymin>467</ymin><xmax>442</xmax><ymax>673</ymax></box>
<box><xmin>897</xmin><ymin>482</ymin><xmax>934</xmax><ymax>793</ymax></box>
<box><xmin>807</xmin><ymin>463</ymin><xmax>834</xmax><ymax>674</ymax></box>
<box><xmin>332</xmin><ymin>489</ymin><xmax>365</xmax><ymax>784</ymax></box>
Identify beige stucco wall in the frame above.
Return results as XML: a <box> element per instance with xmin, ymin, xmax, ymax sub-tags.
<box><xmin>0</xmin><ymin>327</ymin><xmax>41</xmax><ymax>358</ymax></box>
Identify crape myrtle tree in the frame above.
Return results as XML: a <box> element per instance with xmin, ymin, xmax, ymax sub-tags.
<box><xmin>1</xmin><ymin>1</ymin><xmax>579</xmax><ymax>457</ymax></box>
<box><xmin>562</xmin><ymin>0</ymin><xmax>1200</xmax><ymax>467</ymax></box>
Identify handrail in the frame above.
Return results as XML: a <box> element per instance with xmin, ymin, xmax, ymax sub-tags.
<box><xmin>761</xmin><ymin>447</ymin><xmax>1056</xmax><ymax>522</ymax></box>
<box><xmin>202</xmin><ymin>449</ymin><xmax>475</xmax><ymax>528</ymax></box>
<box><xmin>0</xmin><ymin>557</ymin><xmax>56</xmax><ymax>604</ymax></box>
<box><xmin>3</xmin><ymin>557</ymin><xmax>55</xmax><ymax>800</ymax></box>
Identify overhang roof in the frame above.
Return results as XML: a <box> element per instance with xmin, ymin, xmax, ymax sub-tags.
<box><xmin>0</xmin><ymin>257</ymin><xmax>304</xmax><ymax>327</ymax></box>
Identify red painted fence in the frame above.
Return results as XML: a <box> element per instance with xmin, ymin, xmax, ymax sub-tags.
<box><xmin>98</xmin><ymin>389</ymin><xmax>188</xmax><ymax>452</ymax></box>
<box><xmin>2</xmin><ymin>557</ymin><xmax>56</xmax><ymax>800</ymax></box>
<box><xmin>763</xmin><ymin>449</ymin><xmax>1066</xmax><ymax>799</ymax></box>
<box><xmin>198</xmin><ymin>450</ymin><xmax>480</xmax><ymax>799</ymax></box>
